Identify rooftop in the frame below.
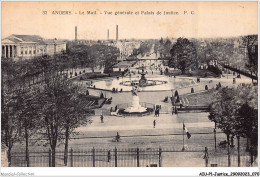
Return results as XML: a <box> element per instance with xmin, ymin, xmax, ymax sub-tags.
<box><xmin>2</xmin><ymin>34</ymin><xmax>66</xmax><ymax>45</ymax></box>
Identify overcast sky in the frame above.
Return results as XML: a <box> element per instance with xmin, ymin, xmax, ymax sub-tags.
<box><xmin>2</xmin><ymin>1</ymin><xmax>258</xmax><ymax>40</ymax></box>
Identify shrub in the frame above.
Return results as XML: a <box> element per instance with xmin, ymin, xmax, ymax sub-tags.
<box><xmin>207</xmin><ymin>65</ymin><xmax>222</xmax><ymax>76</ymax></box>
<box><xmin>174</xmin><ymin>90</ymin><xmax>179</xmax><ymax>97</ymax></box>
<box><xmin>175</xmin><ymin>96</ymin><xmax>180</xmax><ymax>103</ymax></box>
<box><xmin>205</xmin><ymin>85</ymin><xmax>208</xmax><ymax>90</ymax></box>
<box><xmin>80</xmin><ymin>76</ymin><xmax>83</xmax><ymax>80</ymax></box>
<box><xmin>79</xmin><ymin>71</ymin><xmax>82</xmax><ymax>75</ymax></box>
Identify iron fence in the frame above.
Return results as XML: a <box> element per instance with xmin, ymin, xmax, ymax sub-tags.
<box><xmin>9</xmin><ymin>147</ymin><xmax>161</xmax><ymax>167</ymax></box>
<box><xmin>7</xmin><ymin>147</ymin><xmax>257</xmax><ymax>167</ymax></box>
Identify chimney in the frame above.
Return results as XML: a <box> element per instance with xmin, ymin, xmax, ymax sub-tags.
<box><xmin>75</xmin><ymin>26</ymin><xmax>77</xmax><ymax>41</ymax></box>
<box><xmin>116</xmin><ymin>25</ymin><xmax>118</xmax><ymax>41</ymax></box>
<box><xmin>107</xmin><ymin>29</ymin><xmax>109</xmax><ymax>41</ymax></box>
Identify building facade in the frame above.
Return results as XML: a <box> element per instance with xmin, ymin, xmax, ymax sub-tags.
<box><xmin>1</xmin><ymin>34</ymin><xmax>66</xmax><ymax>60</ymax></box>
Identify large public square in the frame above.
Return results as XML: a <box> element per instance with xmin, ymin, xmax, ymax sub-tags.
<box><xmin>9</xmin><ymin>61</ymin><xmax>254</xmax><ymax>167</ymax></box>
<box><xmin>1</xmin><ymin>3</ymin><xmax>258</xmax><ymax>177</ymax></box>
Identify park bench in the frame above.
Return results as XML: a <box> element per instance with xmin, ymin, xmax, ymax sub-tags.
<box><xmin>105</xmin><ymin>97</ymin><xmax>112</xmax><ymax>104</ymax></box>
<box><xmin>219</xmin><ymin>140</ymin><xmax>227</xmax><ymax>148</ymax></box>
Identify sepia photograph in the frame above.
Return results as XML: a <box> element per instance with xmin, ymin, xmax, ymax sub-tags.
<box><xmin>0</xmin><ymin>1</ymin><xmax>259</xmax><ymax>176</ymax></box>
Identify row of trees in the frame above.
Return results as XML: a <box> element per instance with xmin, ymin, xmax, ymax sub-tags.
<box><xmin>2</xmin><ymin>76</ymin><xmax>92</xmax><ymax>167</ymax></box>
<box><xmin>2</xmin><ymin>43</ymin><xmax>119</xmax><ymax>166</ymax></box>
<box><xmin>2</xmin><ymin>44</ymin><xmax>120</xmax><ymax>92</ymax></box>
<box><xmin>67</xmin><ymin>44</ymin><xmax>120</xmax><ymax>73</ymax></box>
<box><xmin>155</xmin><ymin>35</ymin><xmax>257</xmax><ymax>78</ymax></box>
<box><xmin>241</xmin><ymin>35</ymin><xmax>258</xmax><ymax>79</ymax></box>
<box><xmin>208</xmin><ymin>84</ymin><xmax>258</xmax><ymax>166</ymax></box>
<box><xmin>133</xmin><ymin>40</ymin><xmax>154</xmax><ymax>57</ymax></box>
<box><xmin>154</xmin><ymin>37</ymin><xmax>172</xmax><ymax>59</ymax></box>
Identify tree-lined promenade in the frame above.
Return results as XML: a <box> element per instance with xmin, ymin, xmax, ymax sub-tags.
<box><xmin>2</xmin><ymin>43</ymin><xmax>120</xmax><ymax>92</ymax></box>
<box><xmin>1</xmin><ymin>43</ymin><xmax>120</xmax><ymax>167</ymax></box>
<box><xmin>137</xmin><ymin>35</ymin><xmax>257</xmax><ymax>81</ymax></box>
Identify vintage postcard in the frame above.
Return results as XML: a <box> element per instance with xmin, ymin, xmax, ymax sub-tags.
<box><xmin>1</xmin><ymin>1</ymin><xmax>259</xmax><ymax>176</ymax></box>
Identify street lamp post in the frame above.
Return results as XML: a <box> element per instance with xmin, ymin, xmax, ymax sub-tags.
<box><xmin>214</xmin><ymin>128</ymin><xmax>216</xmax><ymax>152</ymax></box>
<box><xmin>182</xmin><ymin>120</ymin><xmax>185</xmax><ymax>151</ymax></box>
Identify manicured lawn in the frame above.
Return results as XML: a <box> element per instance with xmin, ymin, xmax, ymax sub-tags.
<box><xmin>180</xmin><ymin>89</ymin><xmax>215</xmax><ymax>106</ymax></box>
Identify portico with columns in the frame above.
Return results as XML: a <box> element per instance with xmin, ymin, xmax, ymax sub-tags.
<box><xmin>2</xmin><ymin>34</ymin><xmax>66</xmax><ymax>60</ymax></box>
<box><xmin>1</xmin><ymin>39</ymin><xmax>19</xmax><ymax>58</ymax></box>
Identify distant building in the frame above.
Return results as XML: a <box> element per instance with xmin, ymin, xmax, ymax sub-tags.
<box><xmin>117</xmin><ymin>41</ymin><xmax>140</xmax><ymax>61</ymax></box>
<box><xmin>1</xmin><ymin>34</ymin><xmax>66</xmax><ymax>59</ymax></box>
<box><xmin>112</xmin><ymin>60</ymin><xmax>137</xmax><ymax>72</ymax></box>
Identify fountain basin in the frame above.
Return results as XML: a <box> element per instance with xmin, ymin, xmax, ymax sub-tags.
<box><xmin>87</xmin><ymin>76</ymin><xmax>197</xmax><ymax>92</ymax></box>
<box><xmin>116</xmin><ymin>100</ymin><xmax>155</xmax><ymax>117</ymax></box>
<box><xmin>118</xmin><ymin>107</ymin><xmax>154</xmax><ymax>117</ymax></box>
<box><xmin>124</xmin><ymin>96</ymin><xmax>147</xmax><ymax>113</ymax></box>
<box><xmin>120</xmin><ymin>80</ymin><xmax>167</xmax><ymax>87</ymax></box>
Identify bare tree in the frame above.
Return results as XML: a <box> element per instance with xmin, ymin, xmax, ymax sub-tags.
<box><xmin>60</xmin><ymin>85</ymin><xmax>92</xmax><ymax>166</ymax></box>
<box><xmin>37</xmin><ymin>76</ymin><xmax>69</xmax><ymax>166</ymax></box>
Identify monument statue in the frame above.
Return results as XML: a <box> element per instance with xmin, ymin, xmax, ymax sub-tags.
<box><xmin>131</xmin><ymin>85</ymin><xmax>138</xmax><ymax>96</ymax></box>
<box><xmin>124</xmin><ymin>85</ymin><xmax>147</xmax><ymax>113</ymax></box>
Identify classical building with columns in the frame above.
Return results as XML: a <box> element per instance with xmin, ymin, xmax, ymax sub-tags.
<box><xmin>1</xmin><ymin>34</ymin><xmax>66</xmax><ymax>60</ymax></box>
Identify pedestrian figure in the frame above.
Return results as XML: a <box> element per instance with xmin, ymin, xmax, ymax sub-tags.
<box><xmin>116</xmin><ymin>132</ymin><xmax>120</xmax><ymax>142</ymax></box>
<box><xmin>100</xmin><ymin>115</ymin><xmax>104</xmax><ymax>123</ymax></box>
<box><xmin>153</xmin><ymin>120</ymin><xmax>156</xmax><ymax>128</ymax></box>
<box><xmin>157</xmin><ymin>109</ymin><xmax>160</xmax><ymax>117</ymax></box>
<box><xmin>107</xmin><ymin>150</ymin><xmax>111</xmax><ymax>162</ymax></box>
<box><xmin>203</xmin><ymin>147</ymin><xmax>209</xmax><ymax>167</ymax></box>
<box><xmin>172</xmin><ymin>107</ymin><xmax>175</xmax><ymax>115</ymax></box>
